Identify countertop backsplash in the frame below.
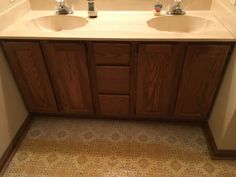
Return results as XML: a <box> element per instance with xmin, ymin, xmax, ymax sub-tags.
<box><xmin>0</xmin><ymin>0</ymin><xmax>30</xmax><ymax>31</ymax></box>
<box><xmin>211</xmin><ymin>0</ymin><xmax>236</xmax><ymax>38</ymax></box>
<box><xmin>29</xmin><ymin>0</ymin><xmax>212</xmax><ymax>11</ymax></box>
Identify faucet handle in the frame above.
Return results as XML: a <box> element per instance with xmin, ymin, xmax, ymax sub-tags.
<box><xmin>153</xmin><ymin>0</ymin><xmax>163</xmax><ymax>16</ymax></box>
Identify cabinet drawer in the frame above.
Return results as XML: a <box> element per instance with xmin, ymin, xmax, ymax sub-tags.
<box><xmin>93</xmin><ymin>43</ymin><xmax>131</xmax><ymax>65</ymax></box>
<box><xmin>96</xmin><ymin>66</ymin><xmax>130</xmax><ymax>94</ymax></box>
<box><xmin>99</xmin><ymin>95</ymin><xmax>130</xmax><ymax>115</ymax></box>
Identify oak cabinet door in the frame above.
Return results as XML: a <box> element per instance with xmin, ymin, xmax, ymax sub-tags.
<box><xmin>42</xmin><ymin>42</ymin><xmax>93</xmax><ymax>114</ymax></box>
<box><xmin>136</xmin><ymin>44</ymin><xmax>185</xmax><ymax>118</ymax></box>
<box><xmin>175</xmin><ymin>44</ymin><xmax>231</xmax><ymax>120</ymax></box>
<box><xmin>2</xmin><ymin>41</ymin><xmax>57</xmax><ymax>112</ymax></box>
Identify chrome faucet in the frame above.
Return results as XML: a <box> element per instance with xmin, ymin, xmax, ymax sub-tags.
<box><xmin>56</xmin><ymin>0</ymin><xmax>73</xmax><ymax>15</ymax></box>
<box><xmin>167</xmin><ymin>0</ymin><xmax>185</xmax><ymax>15</ymax></box>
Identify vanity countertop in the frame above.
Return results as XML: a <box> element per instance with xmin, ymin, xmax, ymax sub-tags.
<box><xmin>0</xmin><ymin>10</ymin><xmax>235</xmax><ymax>41</ymax></box>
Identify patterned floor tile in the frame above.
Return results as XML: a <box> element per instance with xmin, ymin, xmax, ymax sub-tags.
<box><xmin>2</xmin><ymin>117</ymin><xmax>236</xmax><ymax>177</ymax></box>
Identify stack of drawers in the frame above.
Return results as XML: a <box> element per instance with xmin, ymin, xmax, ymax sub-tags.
<box><xmin>93</xmin><ymin>43</ymin><xmax>133</xmax><ymax>116</ymax></box>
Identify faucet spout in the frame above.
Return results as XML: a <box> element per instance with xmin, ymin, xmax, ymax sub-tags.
<box><xmin>56</xmin><ymin>0</ymin><xmax>73</xmax><ymax>15</ymax></box>
<box><xmin>167</xmin><ymin>0</ymin><xmax>185</xmax><ymax>15</ymax></box>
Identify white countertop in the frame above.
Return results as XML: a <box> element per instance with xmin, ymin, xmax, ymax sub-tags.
<box><xmin>0</xmin><ymin>10</ymin><xmax>235</xmax><ymax>41</ymax></box>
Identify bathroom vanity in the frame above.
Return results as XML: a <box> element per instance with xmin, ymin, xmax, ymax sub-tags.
<box><xmin>0</xmin><ymin>11</ymin><xmax>234</xmax><ymax>121</ymax></box>
<box><xmin>1</xmin><ymin>40</ymin><xmax>233</xmax><ymax>120</ymax></box>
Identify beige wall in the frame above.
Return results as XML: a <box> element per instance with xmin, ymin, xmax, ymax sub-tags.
<box><xmin>209</xmin><ymin>0</ymin><xmax>236</xmax><ymax>150</ymax></box>
<box><xmin>209</xmin><ymin>46</ymin><xmax>236</xmax><ymax>150</ymax></box>
<box><xmin>29</xmin><ymin>0</ymin><xmax>211</xmax><ymax>11</ymax></box>
<box><xmin>0</xmin><ymin>47</ymin><xmax>28</xmax><ymax>158</ymax></box>
<box><xmin>0</xmin><ymin>0</ymin><xmax>29</xmax><ymax>159</ymax></box>
<box><xmin>0</xmin><ymin>0</ymin><xmax>29</xmax><ymax>158</ymax></box>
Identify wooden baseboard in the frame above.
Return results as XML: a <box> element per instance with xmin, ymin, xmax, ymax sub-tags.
<box><xmin>0</xmin><ymin>114</ymin><xmax>33</xmax><ymax>175</ymax></box>
<box><xmin>203</xmin><ymin>122</ymin><xmax>236</xmax><ymax>160</ymax></box>
<box><xmin>31</xmin><ymin>112</ymin><xmax>206</xmax><ymax>123</ymax></box>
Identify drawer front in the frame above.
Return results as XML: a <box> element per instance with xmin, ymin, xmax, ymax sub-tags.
<box><xmin>96</xmin><ymin>66</ymin><xmax>130</xmax><ymax>94</ymax></box>
<box><xmin>93</xmin><ymin>43</ymin><xmax>131</xmax><ymax>65</ymax></box>
<box><xmin>99</xmin><ymin>95</ymin><xmax>130</xmax><ymax>115</ymax></box>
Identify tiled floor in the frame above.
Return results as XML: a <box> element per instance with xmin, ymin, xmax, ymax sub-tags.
<box><xmin>2</xmin><ymin>117</ymin><xmax>236</xmax><ymax>177</ymax></box>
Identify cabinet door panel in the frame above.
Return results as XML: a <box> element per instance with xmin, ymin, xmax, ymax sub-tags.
<box><xmin>42</xmin><ymin>42</ymin><xmax>93</xmax><ymax>114</ymax></box>
<box><xmin>175</xmin><ymin>44</ymin><xmax>230</xmax><ymax>119</ymax></box>
<box><xmin>137</xmin><ymin>44</ymin><xmax>185</xmax><ymax>117</ymax></box>
<box><xmin>2</xmin><ymin>41</ymin><xmax>57</xmax><ymax>112</ymax></box>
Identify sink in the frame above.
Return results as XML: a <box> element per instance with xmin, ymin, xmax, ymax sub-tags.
<box><xmin>25</xmin><ymin>15</ymin><xmax>88</xmax><ymax>32</ymax></box>
<box><xmin>147</xmin><ymin>16</ymin><xmax>215</xmax><ymax>33</ymax></box>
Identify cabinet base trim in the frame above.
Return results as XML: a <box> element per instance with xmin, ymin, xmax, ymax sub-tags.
<box><xmin>203</xmin><ymin>123</ymin><xmax>236</xmax><ymax>160</ymax></box>
<box><xmin>0</xmin><ymin>114</ymin><xmax>33</xmax><ymax>175</ymax></box>
<box><xmin>31</xmin><ymin>112</ymin><xmax>206</xmax><ymax>122</ymax></box>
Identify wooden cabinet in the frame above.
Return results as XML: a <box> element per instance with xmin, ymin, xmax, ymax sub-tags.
<box><xmin>1</xmin><ymin>40</ymin><xmax>232</xmax><ymax>121</ymax></box>
<box><xmin>41</xmin><ymin>42</ymin><xmax>93</xmax><ymax>114</ymax></box>
<box><xmin>136</xmin><ymin>44</ymin><xmax>185</xmax><ymax>118</ymax></box>
<box><xmin>174</xmin><ymin>44</ymin><xmax>231</xmax><ymax>120</ymax></box>
<box><xmin>2</xmin><ymin>41</ymin><xmax>57</xmax><ymax>112</ymax></box>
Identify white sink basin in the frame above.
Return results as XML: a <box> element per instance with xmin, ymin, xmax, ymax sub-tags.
<box><xmin>147</xmin><ymin>16</ymin><xmax>215</xmax><ymax>33</ymax></box>
<box><xmin>25</xmin><ymin>15</ymin><xmax>88</xmax><ymax>32</ymax></box>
